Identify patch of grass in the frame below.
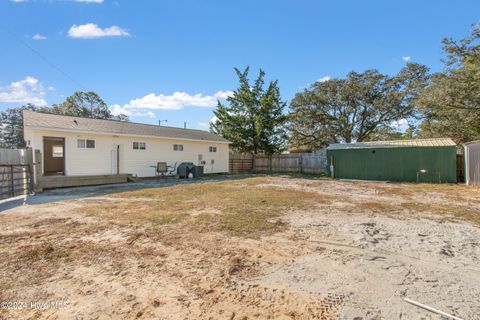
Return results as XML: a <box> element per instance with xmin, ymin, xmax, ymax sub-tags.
<box><xmin>154</xmin><ymin>213</ymin><xmax>186</xmax><ymax>225</ymax></box>
<box><xmin>267</xmin><ymin>172</ymin><xmax>329</xmax><ymax>180</ymax></box>
<box><xmin>412</xmin><ymin>183</ymin><xmax>480</xmax><ymax>198</ymax></box>
<box><xmin>76</xmin><ymin>178</ymin><xmax>322</xmax><ymax>237</ymax></box>
<box><xmin>400</xmin><ymin>202</ymin><xmax>432</xmax><ymax>212</ymax></box>
<box><xmin>354</xmin><ymin>201</ymin><xmax>396</xmax><ymax>213</ymax></box>
<box><xmin>354</xmin><ymin>199</ymin><xmax>480</xmax><ymax>225</ymax></box>
<box><xmin>196</xmin><ymin>211</ymin><xmax>286</xmax><ymax>238</ymax></box>
<box><xmin>373</xmin><ymin>186</ymin><xmax>414</xmax><ymax>198</ymax></box>
<box><xmin>19</xmin><ymin>242</ymin><xmax>71</xmax><ymax>263</ymax></box>
<box><xmin>402</xmin><ymin>202</ymin><xmax>480</xmax><ymax>225</ymax></box>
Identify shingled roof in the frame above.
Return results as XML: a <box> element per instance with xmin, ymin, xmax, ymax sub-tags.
<box><xmin>23</xmin><ymin>111</ymin><xmax>229</xmax><ymax>143</ymax></box>
<box><xmin>327</xmin><ymin>138</ymin><xmax>456</xmax><ymax>150</ymax></box>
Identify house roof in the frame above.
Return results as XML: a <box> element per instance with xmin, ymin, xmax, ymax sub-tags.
<box><xmin>23</xmin><ymin>111</ymin><xmax>229</xmax><ymax>143</ymax></box>
<box><xmin>327</xmin><ymin>138</ymin><xmax>456</xmax><ymax>150</ymax></box>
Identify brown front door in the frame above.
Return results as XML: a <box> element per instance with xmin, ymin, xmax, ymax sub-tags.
<box><xmin>43</xmin><ymin>137</ymin><xmax>65</xmax><ymax>176</ymax></box>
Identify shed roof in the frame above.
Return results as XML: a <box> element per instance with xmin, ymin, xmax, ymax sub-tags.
<box><xmin>464</xmin><ymin>140</ymin><xmax>480</xmax><ymax>146</ymax></box>
<box><xmin>23</xmin><ymin>111</ymin><xmax>229</xmax><ymax>143</ymax></box>
<box><xmin>327</xmin><ymin>138</ymin><xmax>456</xmax><ymax>150</ymax></box>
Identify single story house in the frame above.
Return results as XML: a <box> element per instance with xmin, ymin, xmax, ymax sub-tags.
<box><xmin>23</xmin><ymin>111</ymin><xmax>230</xmax><ymax>178</ymax></box>
<box><xmin>327</xmin><ymin>138</ymin><xmax>457</xmax><ymax>183</ymax></box>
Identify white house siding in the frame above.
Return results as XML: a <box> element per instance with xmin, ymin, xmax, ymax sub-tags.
<box><xmin>25</xmin><ymin>129</ymin><xmax>229</xmax><ymax>177</ymax></box>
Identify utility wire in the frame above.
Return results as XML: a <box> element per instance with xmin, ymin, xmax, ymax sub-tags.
<box><xmin>0</xmin><ymin>23</ymin><xmax>88</xmax><ymax>90</ymax></box>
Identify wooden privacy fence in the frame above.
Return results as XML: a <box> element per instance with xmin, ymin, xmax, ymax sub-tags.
<box><xmin>0</xmin><ymin>149</ymin><xmax>34</xmax><ymax>200</ymax></box>
<box><xmin>229</xmin><ymin>154</ymin><xmax>254</xmax><ymax>173</ymax></box>
<box><xmin>229</xmin><ymin>152</ymin><xmax>327</xmax><ymax>174</ymax></box>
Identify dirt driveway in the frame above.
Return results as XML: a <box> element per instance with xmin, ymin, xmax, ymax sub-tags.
<box><xmin>1</xmin><ymin>175</ymin><xmax>479</xmax><ymax>319</ymax></box>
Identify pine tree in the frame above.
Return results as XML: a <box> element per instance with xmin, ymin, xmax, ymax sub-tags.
<box><xmin>211</xmin><ymin>67</ymin><xmax>287</xmax><ymax>154</ymax></box>
<box><xmin>0</xmin><ymin>104</ymin><xmax>39</xmax><ymax>148</ymax></box>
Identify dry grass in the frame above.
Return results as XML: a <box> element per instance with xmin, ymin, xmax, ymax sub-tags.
<box><xmin>1</xmin><ymin>176</ymin><xmax>480</xmax><ymax>320</ymax></box>
<box><xmin>352</xmin><ymin>198</ymin><xmax>480</xmax><ymax>225</ymax></box>
<box><xmin>76</xmin><ymin>178</ymin><xmax>322</xmax><ymax>238</ymax></box>
<box><xmin>74</xmin><ymin>177</ymin><xmax>480</xmax><ymax>232</ymax></box>
<box><xmin>354</xmin><ymin>201</ymin><xmax>397</xmax><ymax>213</ymax></box>
<box><xmin>19</xmin><ymin>242</ymin><xmax>71</xmax><ymax>262</ymax></box>
<box><xmin>400</xmin><ymin>202</ymin><xmax>480</xmax><ymax>224</ymax></box>
<box><xmin>413</xmin><ymin>183</ymin><xmax>480</xmax><ymax>204</ymax></box>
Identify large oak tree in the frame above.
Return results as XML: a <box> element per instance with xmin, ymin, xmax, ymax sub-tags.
<box><xmin>288</xmin><ymin>63</ymin><xmax>429</xmax><ymax>151</ymax></box>
<box><xmin>416</xmin><ymin>26</ymin><xmax>480</xmax><ymax>142</ymax></box>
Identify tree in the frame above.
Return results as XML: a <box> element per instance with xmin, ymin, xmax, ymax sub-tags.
<box><xmin>288</xmin><ymin>63</ymin><xmax>429</xmax><ymax>151</ymax></box>
<box><xmin>0</xmin><ymin>91</ymin><xmax>128</xmax><ymax>149</ymax></box>
<box><xmin>416</xmin><ymin>26</ymin><xmax>480</xmax><ymax>142</ymax></box>
<box><xmin>211</xmin><ymin>67</ymin><xmax>287</xmax><ymax>154</ymax></box>
<box><xmin>0</xmin><ymin>104</ymin><xmax>40</xmax><ymax>148</ymax></box>
<box><xmin>50</xmin><ymin>91</ymin><xmax>125</xmax><ymax>120</ymax></box>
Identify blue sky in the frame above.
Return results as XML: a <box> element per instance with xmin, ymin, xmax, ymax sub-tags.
<box><xmin>0</xmin><ymin>0</ymin><xmax>479</xmax><ymax>130</ymax></box>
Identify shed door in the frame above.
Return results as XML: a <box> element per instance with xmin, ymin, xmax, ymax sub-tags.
<box><xmin>43</xmin><ymin>137</ymin><xmax>65</xmax><ymax>176</ymax></box>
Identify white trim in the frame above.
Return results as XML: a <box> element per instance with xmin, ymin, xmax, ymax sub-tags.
<box><xmin>464</xmin><ymin>145</ymin><xmax>469</xmax><ymax>185</ymax></box>
<box><xmin>25</xmin><ymin>126</ymin><xmax>231</xmax><ymax>144</ymax></box>
<box><xmin>464</xmin><ymin>140</ymin><xmax>480</xmax><ymax>146</ymax></box>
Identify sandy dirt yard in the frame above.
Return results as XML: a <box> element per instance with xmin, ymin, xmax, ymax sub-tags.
<box><xmin>0</xmin><ymin>175</ymin><xmax>479</xmax><ymax>320</ymax></box>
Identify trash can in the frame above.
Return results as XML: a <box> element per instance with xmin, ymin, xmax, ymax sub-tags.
<box><xmin>193</xmin><ymin>165</ymin><xmax>204</xmax><ymax>177</ymax></box>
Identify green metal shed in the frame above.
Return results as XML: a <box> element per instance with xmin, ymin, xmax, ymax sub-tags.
<box><xmin>326</xmin><ymin>138</ymin><xmax>457</xmax><ymax>183</ymax></box>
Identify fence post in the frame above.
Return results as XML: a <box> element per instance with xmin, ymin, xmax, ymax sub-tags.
<box><xmin>34</xmin><ymin>150</ymin><xmax>43</xmax><ymax>192</ymax></box>
<box><xmin>28</xmin><ymin>164</ymin><xmax>34</xmax><ymax>194</ymax></box>
<box><xmin>299</xmin><ymin>155</ymin><xmax>303</xmax><ymax>173</ymax></box>
<box><xmin>269</xmin><ymin>155</ymin><xmax>272</xmax><ymax>173</ymax></box>
<box><xmin>10</xmin><ymin>166</ymin><xmax>14</xmax><ymax>197</ymax></box>
<box><xmin>252</xmin><ymin>154</ymin><xmax>256</xmax><ymax>172</ymax></box>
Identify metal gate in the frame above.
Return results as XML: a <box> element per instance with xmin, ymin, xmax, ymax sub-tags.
<box><xmin>0</xmin><ymin>164</ymin><xmax>34</xmax><ymax>200</ymax></box>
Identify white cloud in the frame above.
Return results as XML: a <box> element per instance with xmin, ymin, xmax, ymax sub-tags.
<box><xmin>198</xmin><ymin>116</ymin><xmax>218</xmax><ymax>128</ymax></box>
<box><xmin>11</xmin><ymin>0</ymin><xmax>27</xmax><ymax>2</ymax></box>
<box><xmin>317</xmin><ymin>76</ymin><xmax>331</xmax><ymax>83</ymax></box>
<box><xmin>213</xmin><ymin>90</ymin><xmax>233</xmax><ymax>100</ymax></box>
<box><xmin>68</xmin><ymin>23</ymin><xmax>130</xmax><ymax>39</ymax></box>
<box><xmin>402</xmin><ymin>56</ymin><xmax>411</xmax><ymax>62</ymax></box>
<box><xmin>111</xmin><ymin>91</ymin><xmax>232</xmax><ymax>117</ymax></box>
<box><xmin>32</xmin><ymin>34</ymin><xmax>47</xmax><ymax>40</ymax></box>
<box><xmin>110</xmin><ymin>104</ymin><xmax>155</xmax><ymax>118</ymax></box>
<box><xmin>75</xmin><ymin>0</ymin><xmax>104</xmax><ymax>3</ymax></box>
<box><xmin>0</xmin><ymin>76</ymin><xmax>47</xmax><ymax>107</ymax></box>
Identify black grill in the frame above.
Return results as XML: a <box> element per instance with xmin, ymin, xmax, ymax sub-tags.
<box><xmin>177</xmin><ymin>162</ymin><xmax>205</xmax><ymax>178</ymax></box>
<box><xmin>177</xmin><ymin>162</ymin><xmax>195</xmax><ymax>178</ymax></box>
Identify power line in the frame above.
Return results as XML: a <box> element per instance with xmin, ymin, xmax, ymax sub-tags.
<box><xmin>0</xmin><ymin>23</ymin><xmax>88</xmax><ymax>90</ymax></box>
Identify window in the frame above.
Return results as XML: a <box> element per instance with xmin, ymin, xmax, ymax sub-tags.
<box><xmin>52</xmin><ymin>146</ymin><xmax>64</xmax><ymax>157</ymax></box>
<box><xmin>133</xmin><ymin>142</ymin><xmax>146</xmax><ymax>150</ymax></box>
<box><xmin>78</xmin><ymin>139</ymin><xmax>95</xmax><ymax>149</ymax></box>
<box><xmin>209</xmin><ymin>146</ymin><xmax>217</xmax><ymax>153</ymax></box>
<box><xmin>173</xmin><ymin>144</ymin><xmax>184</xmax><ymax>151</ymax></box>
